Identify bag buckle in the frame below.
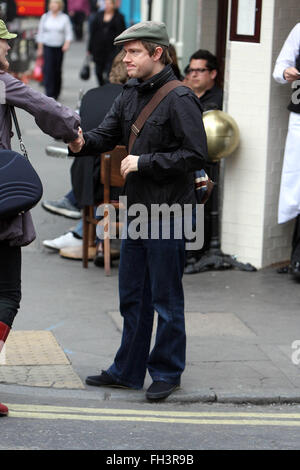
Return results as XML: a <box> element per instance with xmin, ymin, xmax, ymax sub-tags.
<box><xmin>20</xmin><ymin>140</ymin><xmax>29</xmax><ymax>159</ymax></box>
<box><xmin>131</xmin><ymin>124</ymin><xmax>140</xmax><ymax>137</ymax></box>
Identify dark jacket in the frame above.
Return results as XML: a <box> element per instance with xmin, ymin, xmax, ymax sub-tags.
<box><xmin>71</xmin><ymin>65</ymin><xmax>208</xmax><ymax>210</ymax></box>
<box><xmin>88</xmin><ymin>10</ymin><xmax>126</xmax><ymax>63</ymax></box>
<box><xmin>71</xmin><ymin>84</ymin><xmax>123</xmax><ymax>206</ymax></box>
<box><xmin>199</xmin><ymin>84</ymin><xmax>223</xmax><ymax>111</ymax></box>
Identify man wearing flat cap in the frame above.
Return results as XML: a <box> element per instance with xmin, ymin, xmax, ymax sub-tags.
<box><xmin>69</xmin><ymin>21</ymin><xmax>208</xmax><ymax>401</ymax></box>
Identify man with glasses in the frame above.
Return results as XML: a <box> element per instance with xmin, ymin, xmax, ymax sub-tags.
<box><xmin>185</xmin><ymin>49</ymin><xmax>223</xmax><ymax>112</ymax></box>
<box><xmin>184</xmin><ymin>50</ymin><xmax>223</xmax><ymax>263</ymax></box>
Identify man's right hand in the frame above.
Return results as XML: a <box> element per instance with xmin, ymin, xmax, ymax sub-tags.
<box><xmin>283</xmin><ymin>67</ymin><xmax>300</xmax><ymax>82</ymax></box>
<box><xmin>68</xmin><ymin>127</ymin><xmax>85</xmax><ymax>153</ymax></box>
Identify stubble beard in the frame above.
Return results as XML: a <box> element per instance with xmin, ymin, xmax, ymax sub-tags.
<box><xmin>0</xmin><ymin>58</ymin><xmax>9</xmax><ymax>72</ymax></box>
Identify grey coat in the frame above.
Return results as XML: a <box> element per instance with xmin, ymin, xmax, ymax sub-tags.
<box><xmin>0</xmin><ymin>71</ymin><xmax>80</xmax><ymax>246</ymax></box>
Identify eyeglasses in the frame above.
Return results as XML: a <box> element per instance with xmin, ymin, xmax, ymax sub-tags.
<box><xmin>187</xmin><ymin>68</ymin><xmax>210</xmax><ymax>74</ymax></box>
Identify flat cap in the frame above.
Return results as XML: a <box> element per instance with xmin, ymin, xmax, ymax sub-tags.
<box><xmin>114</xmin><ymin>21</ymin><xmax>169</xmax><ymax>47</ymax></box>
<box><xmin>0</xmin><ymin>20</ymin><xmax>17</xmax><ymax>40</ymax></box>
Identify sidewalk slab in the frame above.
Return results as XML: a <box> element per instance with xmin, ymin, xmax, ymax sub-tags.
<box><xmin>0</xmin><ymin>331</ymin><xmax>84</xmax><ymax>389</ymax></box>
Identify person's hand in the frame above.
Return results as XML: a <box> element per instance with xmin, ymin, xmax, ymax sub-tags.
<box><xmin>120</xmin><ymin>155</ymin><xmax>139</xmax><ymax>179</ymax></box>
<box><xmin>68</xmin><ymin>127</ymin><xmax>85</xmax><ymax>153</ymax></box>
<box><xmin>36</xmin><ymin>44</ymin><xmax>43</xmax><ymax>57</ymax></box>
<box><xmin>62</xmin><ymin>42</ymin><xmax>70</xmax><ymax>52</ymax></box>
<box><xmin>283</xmin><ymin>67</ymin><xmax>300</xmax><ymax>82</ymax></box>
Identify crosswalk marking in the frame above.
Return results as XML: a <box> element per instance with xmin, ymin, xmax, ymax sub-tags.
<box><xmin>5</xmin><ymin>403</ymin><xmax>300</xmax><ymax>427</ymax></box>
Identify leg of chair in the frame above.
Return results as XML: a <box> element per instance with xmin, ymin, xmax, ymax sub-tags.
<box><xmin>88</xmin><ymin>206</ymin><xmax>96</xmax><ymax>248</ymax></box>
<box><xmin>82</xmin><ymin>206</ymin><xmax>89</xmax><ymax>269</ymax></box>
<box><xmin>103</xmin><ymin>205</ymin><xmax>111</xmax><ymax>276</ymax></box>
<box><xmin>104</xmin><ymin>237</ymin><xmax>111</xmax><ymax>276</ymax></box>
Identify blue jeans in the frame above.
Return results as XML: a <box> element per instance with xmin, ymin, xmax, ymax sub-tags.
<box><xmin>107</xmin><ymin>217</ymin><xmax>186</xmax><ymax>389</ymax></box>
<box><xmin>65</xmin><ymin>190</ymin><xmax>80</xmax><ymax>209</ymax></box>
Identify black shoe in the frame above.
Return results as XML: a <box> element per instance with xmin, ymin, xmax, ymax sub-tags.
<box><xmin>276</xmin><ymin>264</ymin><xmax>291</xmax><ymax>274</ymax></box>
<box><xmin>85</xmin><ymin>370</ymin><xmax>131</xmax><ymax>389</ymax></box>
<box><xmin>291</xmin><ymin>261</ymin><xmax>300</xmax><ymax>280</ymax></box>
<box><xmin>146</xmin><ymin>381</ymin><xmax>180</xmax><ymax>401</ymax></box>
<box><xmin>93</xmin><ymin>249</ymin><xmax>120</xmax><ymax>268</ymax></box>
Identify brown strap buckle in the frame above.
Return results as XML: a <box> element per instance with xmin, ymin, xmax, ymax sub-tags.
<box><xmin>131</xmin><ymin>124</ymin><xmax>140</xmax><ymax>136</ymax></box>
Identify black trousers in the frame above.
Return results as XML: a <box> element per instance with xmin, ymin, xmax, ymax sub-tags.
<box><xmin>43</xmin><ymin>45</ymin><xmax>64</xmax><ymax>100</ymax></box>
<box><xmin>94</xmin><ymin>50</ymin><xmax>116</xmax><ymax>86</ymax></box>
<box><xmin>0</xmin><ymin>242</ymin><xmax>21</xmax><ymax>328</ymax></box>
<box><xmin>95</xmin><ymin>61</ymin><xmax>113</xmax><ymax>87</ymax></box>
<box><xmin>71</xmin><ymin>11</ymin><xmax>85</xmax><ymax>40</ymax></box>
<box><xmin>291</xmin><ymin>215</ymin><xmax>300</xmax><ymax>264</ymax></box>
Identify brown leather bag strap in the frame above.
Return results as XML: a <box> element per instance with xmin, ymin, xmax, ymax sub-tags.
<box><xmin>128</xmin><ymin>80</ymin><xmax>183</xmax><ymax>154</ymax></box>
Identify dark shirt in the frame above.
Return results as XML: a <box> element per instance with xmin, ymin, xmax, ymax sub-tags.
<box><xmin>71</xmin><ymin>84</ymin><xmax>123</xmax><ymax>206</ymax></box>
<box><xmin>199</xmin><ymin>84</ymin><xmax>223</xmax><ymax>111</ymax></box>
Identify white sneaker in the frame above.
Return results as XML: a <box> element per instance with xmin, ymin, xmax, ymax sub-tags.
<box><xmin>43</xmin><ymin>232</ymin><xmax>83</xmax><ymax>251</ymax></box>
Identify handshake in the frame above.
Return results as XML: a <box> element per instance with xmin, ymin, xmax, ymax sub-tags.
<box><xmin>68</xmin><ymin>127</ymin><xmax>139</xmax><ymax>178</ymax></box>
<box><xmin>68</xmin><ymin>126</ymin><xmax>85</xmax><ymax>153</ymax></box>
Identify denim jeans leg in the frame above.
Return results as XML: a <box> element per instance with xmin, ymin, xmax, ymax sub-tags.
<box><xmin>147</xmin><ymin>223</ymin><xmax>186</xmax><ymax>385</ymax></box>
<box><xmin>73</xmin><ymin>219</ymin><xmax>83</xmax><ymax>238</ymax></box>
<box><xmin>107</xmin><ymin>236</ymin><xmax>155</xmax><ymax>389</ymax></box>
<box><xmin>65</xmin><ymin>190</ymin><xmax>80</xmax><ymax>209</ymax></box>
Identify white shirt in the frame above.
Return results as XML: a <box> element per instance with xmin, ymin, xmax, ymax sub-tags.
<box><xmin>273</xmin><ymin>23</ymin><xmax>300</xmax><ymax>84</ymax></box>
<box><xmin>36</xmin><ymin>12</ymin><xmax>73</xmax><ymax>47</ymax></box>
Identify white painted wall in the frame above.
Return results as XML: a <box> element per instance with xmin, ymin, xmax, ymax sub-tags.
<box><xmin>221</xmin><ymin>0</ymin><xmax>282</xmax><ymax>268</ymax></box>
<box><xmin>222</xmin><ymin>0</ymin><xmax>300</xmax><ymax>268</ymax></box>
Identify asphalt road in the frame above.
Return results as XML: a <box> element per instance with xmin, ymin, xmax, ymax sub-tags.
<box><xmin>1</xmin><ymin>393</ymin><xmax>300</xmax><ymax>450</ymax></box>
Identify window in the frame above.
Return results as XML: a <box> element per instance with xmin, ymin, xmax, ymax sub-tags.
<box><xmin>230</xmin><ymin>0</ymin><xmax>262</xmax><ymax>43</ymax></box>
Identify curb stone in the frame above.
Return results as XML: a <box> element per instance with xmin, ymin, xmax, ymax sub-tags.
<box><xmin>99</xmin><ymin>388</ymin><xmax>300</xmax><ymax>406</ymax></box>
<box><xmin>1</xmin><ymin>383</ymin><xmax>300</xmax><ymax>406</ymax></box>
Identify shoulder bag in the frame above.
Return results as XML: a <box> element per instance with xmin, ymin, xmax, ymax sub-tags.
<box><xmin>0</xmin><ymin>107</ymin><xmax>43</xmax><ymax>219</ymax></box>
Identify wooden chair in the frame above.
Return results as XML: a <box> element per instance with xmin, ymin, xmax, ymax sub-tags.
<box><xmin>82</xmin><ymin>145</ymin><xmax>127</xmax><ymax>275</ymax></box>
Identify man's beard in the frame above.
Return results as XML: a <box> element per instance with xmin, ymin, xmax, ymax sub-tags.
<box><xmin>0</xmin><ymin>58</ymin><xmax>9</xmax><ymax>72</ymax></box>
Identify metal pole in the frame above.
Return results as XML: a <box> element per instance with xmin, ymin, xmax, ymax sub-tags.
<box><xmin>147</xmin><ymin>0</ymin><xmax>153</xmax><ymax>20</ymax></box>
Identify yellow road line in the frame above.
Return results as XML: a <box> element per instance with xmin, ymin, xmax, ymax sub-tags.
<box><xmin>6</xmin><ymin>403</ymin><xmax>300</xmax><ymax>420</ymax></box>
<box><xmin>6</xmin><ymin>410</ymin><xmax>300</xmax><ymax>427</ymax></box>
<box><xmin>4</xmin><ymin>404</ymin><xmax>300</xmax><ymax>427</ymax></box>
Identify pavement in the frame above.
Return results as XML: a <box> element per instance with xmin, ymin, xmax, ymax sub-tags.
<box><xmin>0</xmin><ymin>37</ymin><xmax>300</xmax><ymax>407</ymax></box>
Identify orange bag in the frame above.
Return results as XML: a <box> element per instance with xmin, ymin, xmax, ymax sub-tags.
<box><xmin>32</xmin><ymin>56</ymin><xmax>44</xmax><ymax>82</ymax></box>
